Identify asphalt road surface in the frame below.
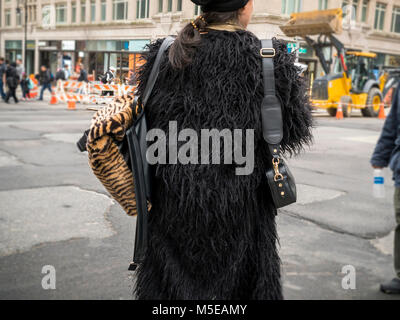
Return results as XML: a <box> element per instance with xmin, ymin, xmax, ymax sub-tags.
<box><xmin>0</xmin><ymin>100</ymin><xmax>399</xmax><ymax>300</ymax></box>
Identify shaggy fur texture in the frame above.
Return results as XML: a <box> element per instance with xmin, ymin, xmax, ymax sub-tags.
<box><xmin>134</xmin><ymin>30</ymin><xmax>313</xmax><ymax>300</ymax></box>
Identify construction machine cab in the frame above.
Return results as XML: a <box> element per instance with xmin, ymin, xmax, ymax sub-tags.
<box><xmin>343</xmin><ymin>52</ymin><xmax>377</xmax><ymax>93</ymax></box>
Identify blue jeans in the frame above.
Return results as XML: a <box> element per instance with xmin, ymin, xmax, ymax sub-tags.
<box><xmin>39</xmin><ymin>83</ymin><xmax>52</xmax><ymax>100</ymax></box>
<box><xmin>0</xmin><ymin>79</ymin><xmax>5</xmax><ymax>100</ymax></box>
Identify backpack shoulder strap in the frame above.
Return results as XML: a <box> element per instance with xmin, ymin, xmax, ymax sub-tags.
<box><xmin>141</xmin><ymin>36</ymin><xmax>175</xmax><ymax>108</ymax></box>
<box><xmin>260</xmin><ymin>39</ymin><xmax>283</xmax><ymax>159</ymax></box>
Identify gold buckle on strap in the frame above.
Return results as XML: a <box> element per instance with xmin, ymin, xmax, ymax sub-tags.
<box><xmin>260</xmin><ymin>48</ymin><xmax>276</xmax><ymax>58</ymax></box>
<box><xmin>272</xmin><ymin>158</ymin><xmax>284</xmax><ymax>182</ymax></box>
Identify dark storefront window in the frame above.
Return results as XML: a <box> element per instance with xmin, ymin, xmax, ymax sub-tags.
<box><xmin>5</xmin><ymin>40</ymin><xmax>22</xmax><ymax>64</ymax></box>
<box><xmin>36</xmin><ymin>39</ymin><xmax>149</xmax><ymax>81</ymax></box>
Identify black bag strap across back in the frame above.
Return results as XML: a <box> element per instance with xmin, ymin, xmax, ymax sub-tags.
<box><xmin>142</xmin><ymin>36</ymin><xmax>175</xmax><ymax>107</ymax></box>
<box><xmin>128</xmin><ymin>36</ymin><xmax>175</xmax><ymax>271</ymax></box>
<box><xmin>260</xmin><ymin>39</ymin><xmax>283</xmax><ymax>158</ymax></box>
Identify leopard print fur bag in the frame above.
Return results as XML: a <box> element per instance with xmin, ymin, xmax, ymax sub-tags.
<box><xmin>86</xmin><ymin>94</ymin><xmax>143</xmax><ymax>216</ymax></box>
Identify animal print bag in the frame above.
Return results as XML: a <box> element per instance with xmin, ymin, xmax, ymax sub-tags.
<box><xmin>78</xmin><ymin>94</ymin><xmax>147</xmax><ymax>216</ymax></box>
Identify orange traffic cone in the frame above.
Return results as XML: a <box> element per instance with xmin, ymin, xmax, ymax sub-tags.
<box><xmin>378</xmin><ymin>103</ymin><xmax>386</xmax><ymax>120</ymax></box>
<box><xmin>67</xmin><ymin>100</ymin><xmax>76</xmax><ymax>110</ymax></box>
<box><xmin>336</xmin><ymin>103</ymin><xmax>344</xmax><ymax>120</ymax></box>
<box><xmin>50</xmin><ymin>93</ymin><xmax>58</xmax><ymax>105</ymax></box>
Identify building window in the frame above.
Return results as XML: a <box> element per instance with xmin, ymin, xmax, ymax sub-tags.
<box><xmin>56</xmin><ymin>3</ymin><xmax>67</xmax><ymax>24</ymax></box>
<box><xmin>177</xmin><ymin>0</ymin><xmax>182</xmax><ymax>11</ymax></box>
<box><xmin>158</xmin><ymin>0</ymin><xmax>163</xmax><ymax>12</ymax></box>
<box><xmin>5</xmin><ymin>9</ymin><xmax>11</xmax><ymax>26</ymax></box>
<box><xmin>16</xmin><ymin>9</ymin><xmax>22</xmax><ymax>26</ymax></box>
<box><xmin>168</xmin><ymin>0</ymin><xmax>172</xmax><ymax>12</ymax></box>
<box><xmin>91</xmin><ymin>0</ymin><xmax>96</xmax><ymax>22</ymax></box>
<box><xmin>136</xmin><ymin>0</ymin><xmax>149</xmax><ymax>19</ymax></box>
<box><xmin>374</xmin><ymin>2</ymin><xmax>386</xmax><ymax>30</ymax></box>
<box><xmin>352</xmin><ymin>0</ymin><xmax>359</xmax><ymax>14</ymax></box>
<box><xmin>114</xmin><ymin>0</ymin><xmax>128</xmax><ymax>20</ymax></box>
<box><xmin>72</xmin><ymin>2</ymin><xmax>76</xmax><ymax>23</ymax></box>
<box><xmin>101</xmin><ymin>0</ymin><xmax>107</xmax><ymax>21</ymax></box>
<box><xmin>194</xmin><ymin>4</ymin><xmax>201</xmax><ymax>16</ymax></box>
<box><xmin>342</xmin><ymin>0</ymin><xmax>357</xmax><ymax>21</ymax></box>
<box><xmin>318</xmin><ymin>0</ymin><xmax>328</xmax><ymax>10</ymax></box>
<box><xmin>81</xmin><ymin>1</ymin><xmax>86</xmax><ymax>23</ymax></box>
<box><xmin>361</xmin><ymin>0</ymin><xmax>368</xmax><ymax>22</ymax></box>
<box><xmin>392</xmin><ymin>7</ymin><xmax>400</xmax><ymax>33</ymax></box>
<box><xmin>282</xmin><ymin>0</ymin><xmax>302</xmax><ymax>15</ymax></box>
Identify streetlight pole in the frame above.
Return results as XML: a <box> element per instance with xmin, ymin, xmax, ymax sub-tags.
<box><xmin>17</xmin><ymin>0</ymin><xmax>28</xmax><ymax>73</ymax></box>
<box><xmin>24</xmin><ymin>0</ymin><xmax>28</xmax><ymax>73</ymax></box>
<box><xmin>24</xmin><ymin>0</ymin><xmax>27</xmax><ymax>73</ymax></box>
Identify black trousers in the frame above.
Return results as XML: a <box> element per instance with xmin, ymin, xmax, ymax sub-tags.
<box><xmin>5</xmin><ymin>87</ymin><xmax>18</xmax><ymax>103</ymax></box>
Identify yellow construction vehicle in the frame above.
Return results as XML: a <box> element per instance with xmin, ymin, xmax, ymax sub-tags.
<box><xmin>280</xmin><ymin>8</ymin><xmax>386</xmax><ymax>117</ymax></box>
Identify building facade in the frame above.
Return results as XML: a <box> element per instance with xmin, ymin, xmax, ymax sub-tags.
<box><xmin>1</xmin><ymin>0</ymin><xmax>400</xmax><ymax>80</ymax></box>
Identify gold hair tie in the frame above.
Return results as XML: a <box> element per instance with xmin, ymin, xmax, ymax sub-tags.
<box><xmin>199</xmin><ymin>15</ymin><xmax>207</xmax><ymax>24</ymax></box>
<box><xmin>191</xmin><ymin>20</ymin><xmax>199</xmax><ymax>31</ymax></box>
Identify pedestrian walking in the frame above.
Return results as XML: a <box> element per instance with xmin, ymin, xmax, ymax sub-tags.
<box><xmin>371</xmin><ymin>81</ymin><xmax>400</xmax><ymax>294</ymax></box>
<box><xmin>63</xmin><ymin>64</ymin><xmax>71</xmax><ymax>80</ymax></box>
<box><xmin>131</xmin><ymin>0</ymin><xmax>313</xmax><ymax>299</ymax></box>
<box><xmin>0</xmin><ymin>57</ymin><xmax>6</xmax><ymax>100</ymax></box>
<box><xmin>77</xmin><ymin>64</ymin><xmax>88</xmax><ymax>83</ymax></box>
<box><xmin>77</xmin><ymin>64</ymin><xmax>89</xmax><ymax>94</ymax></box>
<box><xmin>38</xmin><ymin>66</ymin><xmax>53</xmax><ymax>101</ymax></box>
<box><xmin>20</xmin><ymin>73</ymin><xmax>31</xmax><ymax>101</ymax></box>
<box><xmin>5</xmin><ymin>62</ymin><xmax>20</xmax><ymax>103</ymax></box>
<box><xmin>16</xmin><ymin>59</ymin><xmax>26</xmax><ymax>100</ymax></box>
<box><xmin>55</xmin><ymin>68</ymin><xmax>66</xmax><ymax>81</ymax></box>
<box><xmin>100</xmin><ymin>66</ymin><xmax>115</xmax><ymax>98</ymax></box>
<box><xmin>101</xmin><ymin>66</ymin><xmax>115</xmax><ymax>84</ymax></box>
<box><xmin>16</xmin><ymin>59</ymin><xmax>24</xmax><ymax>79</ymax></box>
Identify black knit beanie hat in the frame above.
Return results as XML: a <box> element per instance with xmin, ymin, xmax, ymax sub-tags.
<box><xmin>191</xmin><ymin>0</ymin><xmax>250</xmax><ymax>12</ymax></box>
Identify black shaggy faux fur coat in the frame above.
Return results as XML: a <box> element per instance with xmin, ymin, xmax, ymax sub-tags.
<box><xmin>134</xmin><ymin>29</ymin><xmax>313</xmax><ymax>300</ymax></box>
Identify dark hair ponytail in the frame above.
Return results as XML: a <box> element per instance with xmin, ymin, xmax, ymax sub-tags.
<box><xmin>169</xmin><ymin>11</ymin><xmax>240</xmax><ymax>69</ymax></box>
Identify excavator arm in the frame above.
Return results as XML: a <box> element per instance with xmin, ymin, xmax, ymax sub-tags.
<box><xmin>280</xmin><ymin>8</ymin><xmax>348</xmax><ymax>76</ymax></box>
<box><xmin>303</xmin><ymin>34</ymin><xmax>348</xmax><ymax>77</ymax></box>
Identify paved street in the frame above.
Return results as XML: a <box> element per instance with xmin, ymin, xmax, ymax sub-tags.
<box><xmin>0</xmin><ymin>100</ymin><xmax>399</xmax><ymax>300</ymax></box>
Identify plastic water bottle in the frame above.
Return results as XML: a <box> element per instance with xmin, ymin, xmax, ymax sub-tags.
<box><xmin>373</xmin><ymin>169</ymin><xmax>385</xmax><ymax>198</ymax></box>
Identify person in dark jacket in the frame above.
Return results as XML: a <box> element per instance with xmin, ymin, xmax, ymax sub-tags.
<box><xmin>77</xmin><ymin>64</ymin><xmax>88</xmax><ymax>83</ymax></box>
<box><xmin>0</xmin><ymin>57</ymin><xmax>7</xmax><ymax>100</ymax></box>
<box><xmin>55</xmin><ymin>68</ymin><xmax>66</xmax><ymax>81</ymax></box>
<box><xmin>100</xmin><ymin>66</ymin><xmax>115</xmax><ymax>97</ymax></box>
<box><xmin>38</xmin><ymin>65</ymin><xmax>53</xmax><ymax>101</ymax></box>
<box><xmin>20</xmin><ymin>73</ymin><xmax>31</xmax><ymax>101</ymax></box>
<box><xmin>5</xmin><ymin>62</ymin><xmax>19</xmax><ymax>103</ymax></box>
<box><xmin>77</xmin><ymin>64</ymin><xmax>89</xmax><ymax>94</ymax></box>
<box><xmin>371</xmin><ymin>82</ymin><xmax>400</xmax><ymax>294</ymax></box>
<box><xmin>133</xmin><ymin>0</ymin><xmax>313</xmax><ymax>300</ymax></box>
